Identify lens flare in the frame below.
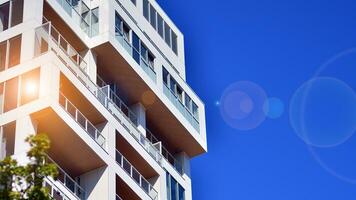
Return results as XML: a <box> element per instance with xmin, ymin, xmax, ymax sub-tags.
<box><xmin>220</xmin><ymin>81</ymin><xmax>267</xmax><ymax>131</ymax></box>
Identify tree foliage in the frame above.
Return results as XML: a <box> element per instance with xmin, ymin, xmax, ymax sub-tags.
<box><xmin>0</xmin><ymin>134</ymin><xmax>58</xmax><ymax>200</ymax></box>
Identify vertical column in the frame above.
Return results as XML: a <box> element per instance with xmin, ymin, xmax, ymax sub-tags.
<box><xmin>95</xmin><ymin>121</ymin><xmax>116</xmax><ymax>157</ymax></box>
<box><xmin>20</xmin><ymin>0</ymin><xmax>44</xmax><ymax>62</ymax></box>
<box><xmin>80</xmin><ymin>166</ymin><xmax>112</xmax><ymax>200</ymax></box>
<box><xmin>82</xmin><ymin>49</ymin><xmax>97</xmax><ymax>83</ymax></box>
<box><xmin>13</xmin><ymin>115</ymin><xmax>37</xmax><ymax>165</ymax></box>
<box><xmin>130</xmin><ymin>103</ymin><xmax>146</xmax><ymax>136</ymax></box>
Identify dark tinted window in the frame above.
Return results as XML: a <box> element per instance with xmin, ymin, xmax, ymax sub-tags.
<box><xmin>8</xmin><ymin>35</ymin><xmax>21</xmax><ymax>68</ymax></box>
<box><xmin>11</xmin><ymin>0</ymin><xmax>23</xmax><ymax>27</ymax></box>
<box><xmin>4</xmin><ymin>77</ymin><xmax>18</xmax><ymax>112</ymax></box>
<box><xmin>0</xmin><ymin>2</ymin><xmax>9</xmax><ymax>32</ymax></box>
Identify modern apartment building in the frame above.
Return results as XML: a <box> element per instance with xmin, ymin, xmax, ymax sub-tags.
<box><xmin>0</xmin><ymin>0</ymin><xmax>207</xmax><ymax>199</ymax></box>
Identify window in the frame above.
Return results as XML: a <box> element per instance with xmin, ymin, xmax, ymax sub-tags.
<box><xmin>148</xmin><ymin>52</ymin><xmax>154</xmax><ymax>69</ymax></box>
<box><xmin>0</xmin><ymin>84</ymin><xmax>3</xmax><ymax>113</ymax></box>
<box><xmin>0</xmin><ymin>41</ymin><xmax>6</xmax><ymax>71</ymax></box>
<box><xmin>192</xmin><ymin>102</ymin><xmax>199</xmax><ymax>120</ymax></box>
<box><xmin>164</xmin><ymin>22</ymin><xmax>171</xmax><ymax>46</ymax></box>
<box><xmin>0</xmin><ymin>0</ymin><xmax>23</xmax><ymax>32</ymax></box>
<box><xmin>3</xmin><ymin>77</ymin><xmax>18</xmax><ymax>112</ymax></box>
<box><xmin>185</xmin><ymin>94</ymin><xmax>192</xmax><ymax>110</ymax></box>
<box><xmin>123</xmin><ymin>23</ymin><xmax>130</xmax><ymax>42</ymax></box>
<box><xmin>163</xmin><ymin>67</ymin><xmax>169</xmax><ymax>85</ymax></box>
<box><xmin>143</xmin><ymin>0</ymin><xmax>149</xmax><ymax>21</ymax></box>
<box><xmin>0</xmin><ymin>2</ymin><xmax>10</xmax><ymax>32</ymax></box>
<box><xmin>0</xmin><ymin>35</ymin><xmax>22</xmax><ymax>71</ymax></box>
<box><xmin>162</xmin><ymin>66</ymin><xmax>199</xmax><ymax>119</ymax></box>
<box><xmin>157</xmin><ymin>14</ymin><xmax>164</xmax><ymax>37</ymax></box>
<box><xmin>90</xmin><ymin>7</ymin><xmax>99</xmax><ymax>36</ymax></box>
<box><xmin>149</xmin><ymin>5</ymin><xmax>156</xmax><ymax>29</ymax></box>
<box><xmin>20</xmin><ymin>68</ymin><xmax>40</xmax><ymax>105</ymax></box>
<box><xmin>10</xmin><ymin>0</ymin><xmax>23</xmax><ymax>27</ymax></box>
<box><xmin>142</xmin><ymin>1</ymin><xmax>178</xmax><ymax>55</ymax></box>
<box><xmin>176</xmin><ymin>85</ymin><xmax>183</xmax><ymax>102</ymax></box>
<box><xmin>8</xmin><ymin>35</ymin><xmax>21</xmax><ymax>68</ymax></box>
<box><xmin>178</xmin><ymin>185</ymin><xmax>185</xmax><ymax>200</ymax></box>
<box><xmin>132</xmin><ymin>32</ymin><xmax>141</xmax><ymax>64</ymax></box>
<box><xmin>171</xmin><ymin>31</ymin><xmax>178</xmax><ymax>54</ymax></box>
<box><xmin>166</xmin><ymin>172</ymin><xmax>185</xmax><ymax>200</ymax></box>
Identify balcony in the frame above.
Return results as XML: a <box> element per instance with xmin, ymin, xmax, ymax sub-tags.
<box><xmin>163</xmin><ymin>83</ymin><xmax>200</xmax><ymax>132</ymax></box>
<box><xmin>58</xmin><ymin>92</ymin><xmax>106</xmax><ymax>150</ymax></box>
<box><xmin>34</xmin><ymin>21</ymin><xmax>192</xmax><ymax>177</ymax></box>
<box><xmin>115</xmin><ymin>26</ymin><xmax>157</xmax><ymax>82</ymax></box>
<box><xmin>116</xmin><ymin>150</ymin><xmax>158</xmax><ymax>200</ymax></box>
<box><xmin>34</xmin><ymin>22</ymin><xmax>162</xmax><ymax>163</ymax></box>
<box><xmin>45</xmin><ymin>179</ymin><xmax>72</xmax><ymax>200</ymax></box>
<box><xmin>47</xmin><ymin>156</ymin><xmax>86</xmax><ymax>200</ymax></box>
<box><xmin>146</xmin><ymin>130</ymin><xmax>183</xmax><ymax>175</ymax></box>
<box><xmin>49</xmin><ymin>0</ymin><xmax>97</xmax><ymax>37</ymax></box>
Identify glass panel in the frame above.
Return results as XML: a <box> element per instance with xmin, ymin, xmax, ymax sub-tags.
<box><xmin>178</xmin><ymin>185</ymin><xmax>185</xmax><ymax>200</ymax></box>
<box><xmin>132</xmin><ymin>33</ymin><xmax>140</xmax><ymax>64</ymax></box>
<box><xmin>171</xmin><ymin>176</ymin><xmax>177</xmax><ymax>200</ymax></box>
<box><xmin>123</xmin><ymin>23</ymin><xmax>130</xmax><ymax>42</ymax></box>
<box><xmin>115</xmin><ymin>13</ymin><xmax>122</xmax><ymax>30</ymax></box>
<box><xmin>163</xmin><ymin>67</ymin><xmax>169</xmax><ymax>85</ymax></box>
<box><xmin>157</xmin><ymin>14</ymin><xmax>164</xmax><ymax>37</ymax></box>
<box><xmin>192</xmin><ymin>102</ymin><xmax>199</xmax><ymax>120</ymax></box>
<box><xmin>90</xmin><ymin>7</ymin><xmax>99</xmax><ymax>36</ymax></box>
<box><xmin>171</xmin><ymin>31</ymin><xmax>178</xmax><ymax>54</ymax></box>
<box><xmin>8</xmin><ymin>35</ymin><xmax>21</xmax><ymax>68</ymax></box>
<box><xmin>20</xmin><ymin>68</ymin><xmax>40</xmax><ymax>105</ymax></box>
<box><xmin>4</xmin><ymin>77</ymin><xmax>18</xmax><ymax>112</ymax></box>
<box><xmin>166</xmin><ymin>172</ymin><xmax>171</xmax><ymax>200</ymax></box>
<box><xmin>143</xmin><ymin>0</ymin><xmax>149</xmax><ymax>21</ymax></box>
<box><xmin>0</xmin><ymin>2</ymin><xmax>9</xmax><ymax>32</ymax></box>
<box><xmin>185</xmin><ymin>94</ymin><xmax>192</xmax><ymax>111</ymax></box>
<box><xmin>0</xmin><ymin>41</ymin><xmax>6</xmax><ymax>71</ymax></box>
<box><xmin>0</xmin><ymin>84</ymin><xmax>3</xmax><ymax>114</ymax></box>
<box><xmin>140</xmin><ymin>44</ymin><xmax>148</xmax><ymax>61</ymax></box>
<box><xmin>10</xmin><ymin>0</ymin><xmax>23</xmax><ymax>27</ymax></box>
<box><xmin>149</xmin><ymin>5</ymin><xmax>156</xmax><ymax>29</ymax></box>
<box><xmin>164</xmin><ymin>22</ymin><xmax>171</xmax><ymax>46</ymax></box>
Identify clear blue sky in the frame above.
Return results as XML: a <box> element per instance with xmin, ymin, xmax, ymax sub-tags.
<box><xmin>157</xmin><ymin>0</ymin><xmax>356</xmax><ymax>199</ymax></box>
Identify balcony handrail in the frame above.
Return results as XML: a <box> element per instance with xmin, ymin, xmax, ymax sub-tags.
<box><xmin>46</xmin><ymin>155</ymin><xmax>85</xmax><ymax>200</ymax></box>
<box><xmin>53</xmin><ymin>0</ymin><xmax>92</xmax><ymax>36</ymax></box>
<box><xmin>115</xmin><ymin>149</ymin><xmax>158</xmax><ymax>200</ymax></box>
<box><xmin>35</xmin><ymin>22</ymin><xmax>162</xmax><ymax>164</ymax></box>
<box><xmin>163</xmin><ymin>82</ymin><xmax>199</xmax><ymax>123</ymax></box>
<box><xmin>59</xmin><ymin>92</ymin><xmax>106</xmax><ymax>149</ymax></box>
<box><xmin>114</xmin><ymin>0</ymin><xmax>204</xmax><ymax>106</ymax></box>
<box><xmin>145</xmin><ymin>129</ymin><xmax>183</xmax><ymax>175</ymax></box>
<box><xmin>44</xmin><ymin>178</ymin><xmax>72</xmax><ymax>200</ymax></box>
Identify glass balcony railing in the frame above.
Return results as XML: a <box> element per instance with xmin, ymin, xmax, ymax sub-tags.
<box><xmin>35</xmin><ymin>22</ymin><xmax>162</xmax><ymax>165</ymax></box>
<box><xmin>114</xmin><ymin>26</ymin><xmax>157</xmax><ymax>82</ymax></box>
<box><xmin>53</xmin><ymin>0</ymin><xmax>97</xmax><ymax>37</ymax></box>
<box><xmin>163</xmin><ymin>84</ymin><xmax>200</xmax><ymax>132</ymax></box>
<box><xmin>46</xmin><ymin>156</ymin><xmax>86</xmax><ymax>200</ymax></box>
<box><xmin>35</xmin><ymin>22</ymin><xmax>87</xmax><ymax>73</ymax></box>
<box><xmin>146</xmin><ymin>129</ymin><xmax>183</xmax><ymax>175</ymax></box>
<box><xmin>59</xmin><ymin>92</ymin><xmax>106</xmax><ymax>149</ymax></box>
<box><xmin>116</xmin><ymin>150</ymin><xmax>158</xmax><ymax>200</ymax></box>
<box><xmin>44</xmin><ymin>179</ymin><xmax>71</xmax><ymax>200</ymax></box>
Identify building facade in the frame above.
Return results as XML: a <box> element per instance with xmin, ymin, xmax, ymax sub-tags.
<box><xmin>0</xmin><ymin>0</ymin><xmax>207</xmax><ymax>199</ymax></box>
